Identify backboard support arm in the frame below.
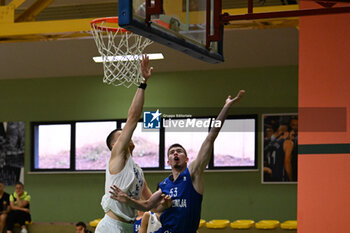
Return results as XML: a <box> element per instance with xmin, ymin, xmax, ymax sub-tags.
<box><xmin>145</xmin><ymin>0</ymin><xmax>164</xmax><ymax>24</ymax></box>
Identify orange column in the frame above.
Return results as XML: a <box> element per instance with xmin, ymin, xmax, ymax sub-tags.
<box><xmin>298</xmin><ymin>2</ymin><xmax>350</xmax><ymax>233</ymax></box>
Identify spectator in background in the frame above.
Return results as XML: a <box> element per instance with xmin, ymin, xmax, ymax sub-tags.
<box><xmin>0</xmin><ymin>181</ymin><xmax>10</xmax><ymax>233</ymax></box>
<box><xmin>75</xmin><ymin>222</ymin><xmax>92</xmax><ymax>233</ymax></box>
<box><xmin>6</xmin><ymin>182</ymin><xmax>31</xmax><ymax>233</ymax></box>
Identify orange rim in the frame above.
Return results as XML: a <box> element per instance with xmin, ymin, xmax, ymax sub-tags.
<box><xmin>90</xmin><ymin>17</ymin><xmax>128</xmax><ymax>33</ymax></box>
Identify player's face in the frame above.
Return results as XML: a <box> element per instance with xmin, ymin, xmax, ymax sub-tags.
<box><xmin>289</xmin><ymin>130</ymin><xmax>296</xmax><ymax>140</ymax></box>
<box><xmin>167</xmin><ymin>146</ymin><xmax>188</xmax><ymax>169</ymax></box>
<box><xmin>75</xmin><ymin>226</ymin><xmax>85</xmax><ymax>233</ymax></box>
<box><xmin>290</xmin><ymin>119</ymin><xmax>298</xmax><ymax>132</ymax></box>
<box><xmin>15</xmin><ymin>184</ymin><xmax>24</xmax><ymax>195</ymax></box>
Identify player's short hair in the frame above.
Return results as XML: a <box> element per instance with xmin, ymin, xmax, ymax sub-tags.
<box><xmin>167</xmin><ymin>143</ymin><xmax>187</xmax><ymax>157</ymax></box>
<box><xmin>76</xmin><ymin>221</ymin><xmax>87</xmax><ymax>229</ymax></box>
<box><xmin>106</xmin><ymin>128</ymin><xmax>122</xmax><ymax>151</ymax></box>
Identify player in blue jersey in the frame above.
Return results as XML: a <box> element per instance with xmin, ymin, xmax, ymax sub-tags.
<box><xmin>110</xmin><ymin>90</ymin><xmax>245</xmax><ymax>233</ymax></box>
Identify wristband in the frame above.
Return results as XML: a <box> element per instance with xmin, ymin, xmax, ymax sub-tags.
<box><xmin>138</xmin><ymin>83</ymin><xmax>147</xmax><ymax>90</ymax></box>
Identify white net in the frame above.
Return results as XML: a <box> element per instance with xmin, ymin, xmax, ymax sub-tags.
<box><xmin>91</xmin><ymin>18</ymin><xmax>153</xmax><ymax>88</ymax></box>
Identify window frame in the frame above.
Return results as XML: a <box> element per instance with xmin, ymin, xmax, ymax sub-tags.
<box><xmin>30</xmin><ymin>115</ymin><xmax>257</xmax><ymax>172</ymax></box>
<box><xmin>210</xmin><ymin>115</ymin><xmax>258</xmax><ymax>170</ymax></box>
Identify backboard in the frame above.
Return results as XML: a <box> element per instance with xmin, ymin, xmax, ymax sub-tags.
<box><xmin>118</xmin><ymin>0</ymin><xmax>224</xmax><ymax>63</ymax></box>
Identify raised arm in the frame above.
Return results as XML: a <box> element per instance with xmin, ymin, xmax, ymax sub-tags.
<box><xmin>109</xmin><ymin>55</ymin><xmax>153</xmax><ymax>171</ymax></box>
<box><xmin>110</xmin><ymin>185</ymin><xmax>172</xmax><ymax>212</ymax></box>
<box><xmin>189</xmin><ymin>90</ymin><xmax>245</xmax><ymax>193</ymax></box>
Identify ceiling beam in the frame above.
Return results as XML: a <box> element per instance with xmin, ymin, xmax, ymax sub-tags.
<box><xmin>8</xmin><ymin>0</ymin><xmax>26</xmax><ymax>9</ymax></box>
<box><xmin>15</xmin><ymin>0</ymin><xmax>55</xmax><ymax>22</ymax></box>
<box><xmin>0</xmin><ymin>17</ymin><xmax>95</xmax><ymax>37</ymax></box>
<box><xmin>0</xmin><ymin>0</ymin><xmax>26</xmax><ymax>24</ymax></box>
<box><xmin>223</xmin><ymin>5</ymin><xmax>350</xmax><ymax>21</ymax></box>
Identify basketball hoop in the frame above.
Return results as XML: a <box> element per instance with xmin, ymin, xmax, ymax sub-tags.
<box><xmin>91</xmin><ymin>17</ymin><xmax>153</xmax><ymax>88</ymax></box>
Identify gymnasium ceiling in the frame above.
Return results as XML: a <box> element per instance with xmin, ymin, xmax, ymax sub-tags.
<box><xmin>0</xmin><ymin>0</ymin><xmax>299</xmax><ymax>80</ymax></box>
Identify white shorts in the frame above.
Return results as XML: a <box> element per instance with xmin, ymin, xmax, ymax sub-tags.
<box><xmin>95</xmin><ymin>214</ymin><xmax>133</xmax><ymax>233</ymax></box>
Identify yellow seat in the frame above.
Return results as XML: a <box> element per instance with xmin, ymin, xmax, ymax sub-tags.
<box><xmin>255</xmin><ymin>220</ymin><xmax>280</xmax><ymax>229</ymax></box>
<box><xmin>280</xmin><ymin>220</ymin><xmax>297</xmax><ymax>230</ymax></box>
<box><xmin>205</xmin><ymin>219</ymin><xmax>230</xmax><ymax>229</ymax></box>
<box><xmin>89</xmin><ymin>218</ymin><xmax>102</xmax><ymax>227</ymax></box>
<box><xmin>230</xmin><ymin>220</ymin><xmax>255</xmax><ymax>229</ymax></box>
<box><xmin>198</xmin><ymin>219</ymin><xmax>206</xmax><ymax>228</ymax></box>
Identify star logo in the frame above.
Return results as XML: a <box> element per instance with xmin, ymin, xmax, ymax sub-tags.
<box><xmin>143</xmin><ymin>109</ymin><xmax>161</xmax><ymax>129</ymax></box>
<box><xmin>150</xmin><ymin>109</ymin><xmax>161</xmax><ymax>122</ymax></box>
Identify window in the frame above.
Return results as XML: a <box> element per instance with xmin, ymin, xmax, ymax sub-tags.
<box><xmin>31</xmin><ymin>115</ymin><xmax>257</xmax><ymax>172</ymax></box>
<box><xmin>34</xmin><ymin>124</ymin><xmax>71</xmax><ymax>169</ymax></box>
<box><xmin>32</xmin><ymin>121</ymin><xmax>117</xmax><ymax>171</ymax></box>
<box><xmin>213</xmin><ymin>118</ymin><xmax>257</xmax><ymax>169</ymax></box>
<box><xmin>75</xmin><ymin>121</ymin><xmax>117</xmax><ymax>170</ymax></box>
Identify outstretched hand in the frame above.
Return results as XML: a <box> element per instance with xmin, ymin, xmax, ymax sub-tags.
<box><xmin>109</xmin><ymin>185</ymin><xmax>130</xmax><ymax>204</ymax></box>
<box><xmin>160</xmin><ymin>194</ymin><xmax>173</xmax><ymax>209</ymax></box>
<box><xmin>141</xmin><ymin>54</ymin><xmax>153</xmax><ymax>82</ymax></box>
<box><xmin>225</xmin><ymin>90</ymin><xmax>245</xmax><ymax>105</ymax></box>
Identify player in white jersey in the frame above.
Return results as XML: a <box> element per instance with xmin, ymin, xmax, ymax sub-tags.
<box><xmin>95</xmin><ymin>55</ymin><xmax>170</xmax><ymax>233</ymax></box>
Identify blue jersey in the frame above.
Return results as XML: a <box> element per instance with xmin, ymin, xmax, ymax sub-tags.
<box><xmin>134</xmin><ymin>218</ymin><xmax>142</xmax><ymax>233</ymax></box>
<box><xmin>159</xmin><ymin>168</ymin><xmax>203</xmax><ymax>233</ymax></box>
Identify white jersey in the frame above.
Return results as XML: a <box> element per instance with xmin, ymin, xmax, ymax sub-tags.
<box><xmin>101</xmin><ymin>155</ymin><xmax>145</xmax><ymax>222</ymax></box>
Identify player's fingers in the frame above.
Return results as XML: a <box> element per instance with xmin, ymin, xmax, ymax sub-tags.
<box><xmin>109</xmin><ymin>191</ymin><xmax>117</xmax><ymax>197</ymax></box>
<box><xmin>111</xmin><ymin>185</ymin><xmax>120</xmax><ymax>192</ymax></box>
<box><xmin>142</xmin><ymin>55</ymin><xmax>148</xmax><ymax>65</ymax></box>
